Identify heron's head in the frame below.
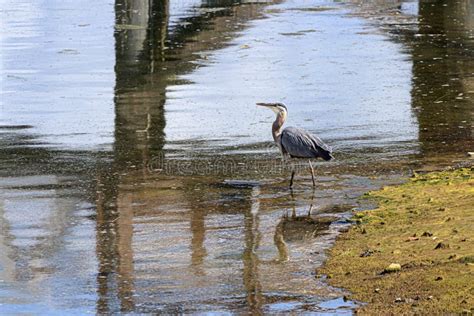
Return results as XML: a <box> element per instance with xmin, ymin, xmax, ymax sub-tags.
<box><xmin>256</xmin><ymin>102</ymin><xmax>288</xmax><ymax>116</ymax></box>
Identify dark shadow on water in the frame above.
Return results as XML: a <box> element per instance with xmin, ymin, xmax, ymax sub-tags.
<box><xmin>410</xmin><ymin>0</ymin><xmax>473</xmax><ymax>156</ymax></box>
<box><xmin>94</xmin><ymin>0</ymin><xmax>275</xmax><ymax>313</ymax></box>
<box><xmin>242</xmin><ymin>186</ymin><xmax>263</xmax><ymax>314</ymax></box>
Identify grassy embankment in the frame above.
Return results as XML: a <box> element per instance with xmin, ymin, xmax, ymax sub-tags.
<box><xmin>321</xmin><ymin>168</ymin><xmax>474</xmax><ymax>314</ymax></box>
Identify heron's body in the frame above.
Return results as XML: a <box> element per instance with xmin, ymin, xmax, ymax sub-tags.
<box><xmin>280</xmin><ymin>127</ymin><xmax>333</xmax><ymax>160</ymax></box>
<box><xmin>258</xmin><ymin>102</ymin><xmax>333</xmax><ymax>188</ymax></box>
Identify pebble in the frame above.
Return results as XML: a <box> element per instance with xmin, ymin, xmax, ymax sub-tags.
<box><xmin>360</xmin><ymin>249</ymin><xmax>375</xmax><ymax>257</ymax></box>
<box><xmin>434</xmin><ymin>242</ymin><xmax>449</xmax><ymax>249</ymax></box>
<box><xmin>384</xmin><ymin>263</ymin><xmax>401</xmax><ymax>273</ymax></box>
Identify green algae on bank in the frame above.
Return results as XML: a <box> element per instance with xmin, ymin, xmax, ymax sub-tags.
<box><xmin>321</xmin><ymin>168</ymin><xmax>474</xmax><ymax>314</ymax></box>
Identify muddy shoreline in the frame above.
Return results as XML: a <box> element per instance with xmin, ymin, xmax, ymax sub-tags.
<box><xmin>321</xmin><ymin>167</ymin><xmax>474</xmax><ymax>314</ymax></box>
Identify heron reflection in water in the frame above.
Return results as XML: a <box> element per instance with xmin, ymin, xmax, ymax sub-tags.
<box><xmin>273</xmin><ymin>189</ymin><xmax>332</xmax><ymax>262</ymax></box>
<box><xmin>257</xmin><ymin>103</ymin><xmax>333</xmax><ymax>188</ymax></box>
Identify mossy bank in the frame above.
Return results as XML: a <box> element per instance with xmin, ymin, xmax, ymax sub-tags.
<box><xmin>321</xmin><ymin>168</ymin><xmax>474</xmax><ymax>314</ymax></box>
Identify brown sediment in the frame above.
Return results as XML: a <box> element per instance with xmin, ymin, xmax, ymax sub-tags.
<box><xmin>321</xmin><ymin>168</ymin><xmax>474</xmax><ymax>314</ymax></box>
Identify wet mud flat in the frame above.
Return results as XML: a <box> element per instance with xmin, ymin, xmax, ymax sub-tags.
<box><xmin>1</xmin><ymin>0</ymin><xmax>473</xmax><ymax>314</ymax></box>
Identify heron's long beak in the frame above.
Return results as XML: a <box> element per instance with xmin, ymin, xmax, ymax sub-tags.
<box><xmin>256</xmin><ymin>102</ymin><xmax>275</xmax><ymax>107</ymax></box>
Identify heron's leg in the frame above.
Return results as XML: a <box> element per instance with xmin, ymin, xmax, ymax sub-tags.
<box><xmin>290</xmin><ymin>188</ymin><xmax>296</xmax><ymax>218</ymax></box>
<box><xmin>308</xmin><ymin>187</ymin><xmax>316</xmax><ymax>216</ymax></box>
<box><xmin>308</xmin><ymin>160</ymin><xmax>316</xmax><ymax>187</ymax></box>
<box><xmin>289</xmin><ymin>161</ymin><xmax>296</xmax><ymax>188</ymax></box>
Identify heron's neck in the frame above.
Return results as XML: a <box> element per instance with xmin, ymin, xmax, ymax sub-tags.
<box><xmin>272</xmin><ymin>112</ymin><xmax>286</xmax><ymax>141</ymax></box>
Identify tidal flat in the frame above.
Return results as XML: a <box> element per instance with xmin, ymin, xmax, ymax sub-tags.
<box><xmin>322</xmin><ymin>168</ymin><xmax>474</xmax><ymax>314</ymax></box>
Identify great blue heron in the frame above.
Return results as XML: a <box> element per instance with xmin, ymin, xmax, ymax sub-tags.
<box><xmin>257</xmin><ymin>102</ymin><xmax>333</xmax><ymax>188</ymax></box>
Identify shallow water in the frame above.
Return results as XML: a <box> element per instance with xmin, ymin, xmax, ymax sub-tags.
<box><xmin>1</xmin><ymin>0</ymin><xmax>473</xmax><ymax>314</ymax></box>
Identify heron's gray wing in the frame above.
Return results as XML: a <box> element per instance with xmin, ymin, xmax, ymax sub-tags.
<box><xmin>280</xmin><ymin>126</ymin><xmax>333</xmax><ymax>160</ymax></box>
